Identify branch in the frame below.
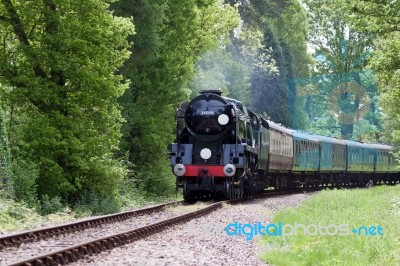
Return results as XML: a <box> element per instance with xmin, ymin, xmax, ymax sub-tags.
<box><xmin>42</xmin><ymin>0</ymin><xmax>65</xmax><ymax>87</ymax></box>
<box><xmin>1</xmin><ymin>0</ymin><xmax>47</xmax><ymax>78</ymax></box>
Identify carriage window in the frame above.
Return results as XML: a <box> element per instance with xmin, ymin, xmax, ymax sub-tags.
<box><xmin>278</xmin><ymin>140</ymin><xmax>281</xmax><ymax>155</ymax></box>
<box><xmin>272</xmin><ymin>139</ymin><xmax>275</xmax><ymax>154</ymax></box>
<box><xmin>296</xmin><ymin>142</ymin><xmax>299</xmax><ymax>155</ymax></box>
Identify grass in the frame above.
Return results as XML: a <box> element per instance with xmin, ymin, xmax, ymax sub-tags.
<box><xmin>259</xmin><ymin>185</ymin><xmax>400</xmax><ymax>266</ymax></box>
<box><xmin>0</xmin><ymin>197</ymin><xmax>77</xmax><ymax>233</ymax></box>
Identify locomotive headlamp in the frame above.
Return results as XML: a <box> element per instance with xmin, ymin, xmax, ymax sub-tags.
<box><xmin>173</xmin><ymin>164</ymin><xmax>186</xmax><ymax>176</ymax></box>
<box><xmin>218</xmin><ymin>114</ymin><xmax>229</xmax><ymax>125</ymax></box>
<box><xmin>223</xmin><ymin>164</ymin><xmax>236</xmax><ymax>177</ymax></box>
<box><xmin>200</xmin><ymin>148</ymin><xmax>212</xmax><ymax>160</ymax></box>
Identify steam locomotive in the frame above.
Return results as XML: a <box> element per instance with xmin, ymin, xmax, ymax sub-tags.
<box><xmin>170</xmin><ymin>90</ymin><xmax>399</xmax><ymax>201</ymax></box>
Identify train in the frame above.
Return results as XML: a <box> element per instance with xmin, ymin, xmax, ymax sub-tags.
<box><xmin>169</xmin><ymin>90</ymin><xmax>400</xmax><ymax>201</ymax></box>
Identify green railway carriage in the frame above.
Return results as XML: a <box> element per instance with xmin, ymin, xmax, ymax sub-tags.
<box><xmin>313</xmin><ymin>135</ymin><xmax>346</xmax><ymax>172</ymax></box>
<box><xmin>292</xmin><ymin>131</ymin><xmax>320</xmax><ymax>172</ymax></box>
<box><xmin>345</xmin><ymin>141</ymin><xmax>375</xmax><ymax>172</ymax></box>
<box><xmin>370</xmin><ymin>144</ymin><xmax>397</xmax><ymax>173</ymax></box>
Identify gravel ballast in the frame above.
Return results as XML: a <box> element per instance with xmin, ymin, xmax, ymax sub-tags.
<box><xmin>73</xmin><ymin>192</ymin><xmax>313</xmax><ymax>266</ymax></box>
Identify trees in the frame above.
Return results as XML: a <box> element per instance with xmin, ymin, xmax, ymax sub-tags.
<box><xmin>0</xmin><ymin>104</ymin><xmax>11</xmax><ymax>188</ymax></box>
<box><xmin>268</xmin><ymin>0</ymin><xmax>311</xmax><ymax>129</ymax></box>
<box><xmin>303</xmin><ymin>0</ymin><xmax>379</xmax><ymax>140</ymax></box>
<box><xmin>248</xmin><ymin>24</ymin><xmax>291</xmax><ymax>125</ymax></box>
<box><xmin>0</xmin><ymin>0</ymin><xmax>134</xmax><ymax>201</ymax></box>
<box><xmin>113</xmin><ymin>0</ymin><xmax>239</xmax><ymax>195</ymax></box>
<box><xmin>220</xmin><ymin>0</ymin><xmax>310</xmax><ymax>128</ymax></box>
<box><xmin>345</xmin><ymin>1</ymin><xmax>399</xmax><ymax>146</ymax></box>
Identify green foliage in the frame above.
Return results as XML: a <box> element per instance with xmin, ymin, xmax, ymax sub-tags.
<box><xmin>249</xmin><ymin>24</ymin><xmax>291</xmax><ymax>125</ymax></box>
<box><xmin>226</xmin><ymin>0</ymin><xmax>291</xmax><ymax>26</ymax></box>
<box><xmin>369</xmin><ymin>32</ymin><xmax>400</xmax><ymax>147</ymax></box>
<box><xmin>0</xmin><ymin>195</ymin><xmax>77</xmax><ymax>233</ymax></box>
<box><xmin>346</xmin><ymin>1</ymin><xmax>399</xmax><ymax>36</ymax></box>
<box><xmin>0</xmin><ymin>0</ymin><xmax>135</xmax><ymax>201</ymax></box>
<box><xmin>307</xmin><ymin>115</ymin><xmax>341</xmax><ymax>138</ymax></box>
<box><xmin>269</xmin><ymin>0</ymin><xmax>311</xmax><ymax>128</ymax></box>
<box><xmin>192</xmin><ymin>0</ymin><xmax>311</xmax><ymax>129</ymax></box>
<box><xmin>73</xmin><ymin>190</ymin><xmax>122</xmax><ymax>215</ymax></box>
<box><xmin>113</xmin><ymin>0</ymin><xmax>239</xmax><ymax>195</ymax></box>
<box><xmin>260</xmin><ymin>185</ymin><xmax>400</xmax><ymax>265</ymax></box>
<box><xmin>353</xmin><ymin>118</ymin><xmax>378</xmax><ymax>142</ymax></box>
<box><xmin>39</xmin><ymin>195</ymin><xmax>64</xmax><ymax>215</ymax></box>
<box><xmin>10</xmin><ymin>159</ymin><xmax>38</xmax><ymax>207</ymax></box>
<box><xmin>269</xmin><ymin>0</ymin><xmax>311</xmax><ymax>78</ymax></box>
<box><xmin>303</xmin><ymin>0</ymin><xmax>381</xmax><ymax>139</ymax></box>
<box><xmin>0</xmin><ymin>198</ymin><xmax>43</xmax><ymax>233</ymax></box>
<box><xmin>343</xmin><ymin>1</ymin><xmax>399</xmax><ymax>150</ymax></box>
<box><xmin>0</xmin><ymin>104</ymin><xmax>11</xmax><ymax>188</ymax></box>
<box><xmin>222</xmin><ymin>1</ymin><xmax>310</xmax><ymax>128</ymax></box>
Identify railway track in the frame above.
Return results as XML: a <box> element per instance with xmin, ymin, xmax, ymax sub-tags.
<box><xmin>3</xmin><ymin>188</ymin><xmax>332</xmax><ymax>265</ymax></box>
<box><xmin>0</xmin><ymin>200</ymin><xmax>184</xmax><ymax>251</ymax></box>
<box><xmin>5</xmin><ymin>201</ymin><xmax>221</xmax><ymax>266</ymax></box>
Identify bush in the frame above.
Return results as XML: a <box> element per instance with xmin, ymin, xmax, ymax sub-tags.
<box><xmin>75</xmin><ymin>190</ymin><xmax>122</xmax><ymax>215</ymax></box>
<box><xmin>138</xmin><ymin>163</ymin><xmax>176</xmax><ymax>197</ymax></box>
<box><xmin>39</xmin><ymin>194</ymin><xmax>64</xmax><ymax>215</ymax></box>
<box><xmin>10</xmin><ymin>159</ymin><xmax>38</xmax><ymax>208</ymax></box>
<box><xmin>0</xmin><ymin>198</ymin><xmax>42</xmax><ymax>232</ymax></box>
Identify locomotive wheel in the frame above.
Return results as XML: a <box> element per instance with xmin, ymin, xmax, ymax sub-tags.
<box><xmin>225</xmin><ymin>177</ymin><xmax>234</xmax><ymax>200</ymax></box>
<box><xmin>183</xmin><ymin>179</ymin><xmax>196</xmax><ymax>203</ymax></box>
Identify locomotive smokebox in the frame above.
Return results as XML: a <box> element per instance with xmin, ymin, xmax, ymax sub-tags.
<box><xmin>185</xmin><ymin>89</ymin><xmax>231</xmax><ymax>142</ymax></box>
<box><xmin>199</xmin><ymin>89</ymin><xmax>223</xmax><ymax>96</ymax></box>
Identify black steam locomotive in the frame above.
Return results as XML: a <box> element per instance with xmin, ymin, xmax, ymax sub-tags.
<box><xmin>170</xmin><ymin>90</ymin><xmax>399</xmax><ymax>201</ymax></box>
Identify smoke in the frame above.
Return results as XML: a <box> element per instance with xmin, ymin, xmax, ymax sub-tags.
<box><xmin>191</xmin><ymin>37</ymin><xmax>278</xmax><ymax>108</ymax></box>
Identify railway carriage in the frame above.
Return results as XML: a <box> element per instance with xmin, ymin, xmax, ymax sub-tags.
<box><xmin>260</xmin><ymin>119</ymin><xmax>293</xmax><ymax>189</ymax></box>
<box><xmin>313</xmin><ymin>135</ymin><xmax>346</xmax><ymax>186</ymax></box>
<box><xmin>291</xmin><ymin>131</ymin><xmax>320</xmax><ymax>187</ymax></box>
<box><xmin>314</xmin><ymin>135</ymin><xmax>346</xmax><ymax>172</ymax></box>
<box><xmin>263</xmin><ymin>119</ymin><xmax>293</xmax><ymax>171</ymax></box>
<box><xmin>291</xmin><ymin>131</ymin><xmax>320</xmax><ymax>172</ymax></box>
<box><xmin>344</xmin><ymin>141</ymin><xmax>374</xmax><ymax>185</ymax></box>
<box><xmin>370</xmin><ymin>144</ymin><xmax>398</xmax><ymax>184</ymax></box>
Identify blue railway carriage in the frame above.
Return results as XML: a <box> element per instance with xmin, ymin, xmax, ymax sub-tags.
<box><xmin>313</xmin><ymin>135</ymin><xmax>346</xmax><ymax>186</ymax></box>
<box><xmin>345</xmin><ymin>141</ymin><xmax>375</xmax><ymax>185</ymax></box>
<box><xmin>313</xmin><ymin>135</ymin><xmax>346</xmax><ymax>172</ymax></box>
<box><xmin>345</xmin><ymin>141</ymin><xmax>375</xmax><ymax>172</ymax></box>
<box><xmin>291</xmin><ymin>131</ymin><xmax>320</xmax><ymax>187</ymax></box>
<box><xmin>292</xmin><ymin>131</ymin><xmax>320</xmax><ymax>172</ymax></box>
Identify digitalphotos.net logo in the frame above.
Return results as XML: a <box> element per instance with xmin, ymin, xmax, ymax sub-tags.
<box><xmin>225</xmin><ymin>221</ymin><xmax>384</xmax><ymax>241</ymax></box>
